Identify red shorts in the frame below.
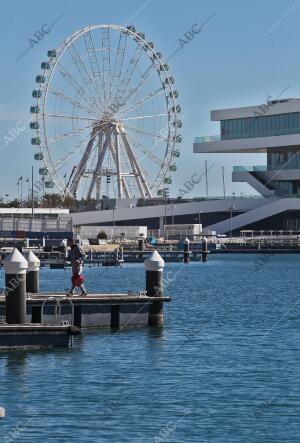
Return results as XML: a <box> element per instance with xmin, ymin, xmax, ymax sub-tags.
<box><xmin>72</xmin><ymin>274</ymin><xmax>85</xmax><ymax>287</ymax></box>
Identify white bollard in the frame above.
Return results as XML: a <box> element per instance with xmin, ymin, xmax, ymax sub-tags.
<box><xmin>144</xmin><ymin>250</ymin><xmax>165</xmax><ymax>327</ymax></box>
<box><xmin>26</xmin><ymin>251</ymin><xmax>40</xmax><ymax>293</ymax></box>
<box><xmin>3</xmin><ymin>249</ymin><xmax>28</xmax><ymax>324</ymax></box>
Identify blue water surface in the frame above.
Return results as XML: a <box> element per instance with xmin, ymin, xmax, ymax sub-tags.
<box><xmin>0</xmin><ymin>254</ymin><xmax>300</xmax><ymax>442</ymax></box>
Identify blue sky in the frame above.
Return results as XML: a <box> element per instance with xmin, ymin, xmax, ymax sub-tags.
<box><xmin>0</xmin><ymin>0</ymin><xmax>299</xmax><ymax>199</ymax></box>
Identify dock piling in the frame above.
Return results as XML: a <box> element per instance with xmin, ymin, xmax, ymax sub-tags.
<box><xmin>26</xmin><ymin>251</ymin><xmax>40</xmax><ymax>293</ymax></box>
<box><xmin>144</xmin><ymin>250</ymin><xmax>165</xmax><ymax>327</ymax></box>
<box><xmin>138</xmin><ymin>238</ymin><xmax>144</xmax><ymax>251</ymax></box>
<box><xmin>119</xmin><ymin>246</ymin><xmax>124</xmax><ymax>262</ymax></box>
<box><xmin>3</xmin><ymin>249</ymin><xmax>28</xmax><ymax>324</ymax></box>
<box><xmin>183</xmin><ymin>237</ymin><xmax>190</xmax><ymax>263</ymax></box>
<box><xmin>202</xmin><ymin>236</ymin><xmax>208</xmax><ymax>262</ymax></box>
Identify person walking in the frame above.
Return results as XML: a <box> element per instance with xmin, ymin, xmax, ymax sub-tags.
<box><xmin>67</xmin><ymin>240</ymin><xmax>87</xmax><ymax>296</ymax></box>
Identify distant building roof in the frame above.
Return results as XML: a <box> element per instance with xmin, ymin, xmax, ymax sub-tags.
<box><xmin>211</xmin><ymin>98</ymin><xmax>300</xmax><ymax>121</ymax></box>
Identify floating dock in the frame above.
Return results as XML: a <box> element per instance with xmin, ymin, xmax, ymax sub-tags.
<box><xmin>0</xmin><ymin>248</ymin><xmax>170</xmax><ymax>350</ymax></box>
<box><xmin>0</xmin><ymin>293</ymin><xmax>171</xmax><ymax>329</ymax></box>
<box><xmin>0</xmin><ymin>324</ymin><xmax>80</xmax><ymax>350</ymax></box>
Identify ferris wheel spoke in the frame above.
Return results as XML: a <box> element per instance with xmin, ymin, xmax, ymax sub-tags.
<box><xmin>118</xmin><ymin>62</ymin><xmax>157</xmax><ymax>111</ymax></box>
<box><xmin>117</xmin><ymin>87</ymin><xmax>165</xmax><ymax>118</ymax></box>
<box><xmin>48</xmin><ymin>87</ymin><xmax>94</xmax><ymax>115</ymax></box>
<box><xmin>107</xmin><ymin>28</ymin><xmax>112</xmax><ymax>105</ymax></box>
<box><xmin>47</xmin><ymin>123</ymin><xmax>95</xmax><ymax>144</ymax></box>
<box><xmin>45</xmin><ymin>113</ymin><xmax>98</xmax><ymax>122</ymax></box>
<box><xmin>67</xmin><ymin>43</ymin><xmax>103</xmax><ymax>113</ymax></box>
<box><xmin>119</xmin><ymin>113</ymin><xmax>168</xmax><ymax>122</ymax></box>
<box><xmin>112</xmin><ymin>43</ymin><xmax>144</xmax><ymax>112</ymax></box>
<box><xmin>101</xmin><ymin>27</ymin><xmax>112</xmax><ymax>106</ymax></box>
<box><xmin>56</xmin><ymin>62</ymin><xmax>99</xmax><ymax>112</ymax></box>
<box><xmin>124</xmin><ymin>132</ymin><xmax>163</xmax><ymax>166</ymax></box>
<box><xmin>122</xmin><ymin>123</ymin><xmax>171</xmax><ymax>141</ymax></box>
<box><xmin>82</xmin><ymin>31</ymin><xmax>106</xmax><ymax>108</ymax></box>
<box><xmin>111</xmin><ymin>31</ymin><xmax>128</xmax><ymax>104</ymax></box>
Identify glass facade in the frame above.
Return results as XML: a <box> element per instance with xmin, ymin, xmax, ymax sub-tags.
<box><xmin>221</xmin><ymin>112</ymin><xmax>300</xmax><ymax>140</ymax></box>
<box><xmin>271</xmin><ymin>181</ymin><xmax>300</xmax><ymax>195</ymax></box>
<box><xmin>267</xmin><ymin>147</ymin><xmax>300</xmax><ymax>170</ymax></box>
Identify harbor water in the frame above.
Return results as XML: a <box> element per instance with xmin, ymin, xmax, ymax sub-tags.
<box><xmin>1</xmin><ymin>254</ymin><xmax>300</xmax><ymax>442</ymax></box>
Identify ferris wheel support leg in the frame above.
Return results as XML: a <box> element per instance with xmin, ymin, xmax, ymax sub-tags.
<box><xmin>86</xmin><ymin>128</ymin><xmax>112</xmax><ymax>199</ymax></box>
<box><xmin>119</xmin><ymin>128</ymin><xmax>153</xmax><ymax>198</ymax></box>
<box><xmin>95</xmin><ymin>133</ymin><xmax>103</xmax><ymax>201</ymax></box>
<box><xmin>119</xmin><ymin>130</ymin><xmax>145</xmax><ymax>198</ymax></box>
<box><xmin>114</xmin><ymin>131</ymin><xmax>122</xmax><ymax>198</ymax></box>
<box><xmin>69</xmin><ymin>128</ymin><xmax>98</xmax><ymax>195</ymax></box>
<box><xmin>109</xmin><ymin>137</ymin><xmax>130</xmax><ymax>199</ymax></box>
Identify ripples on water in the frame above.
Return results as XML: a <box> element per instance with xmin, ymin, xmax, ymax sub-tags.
<box><xmin>0</xmin><ymin>254</ymin><xmax>300</xmax><ymax>442</ymax></box>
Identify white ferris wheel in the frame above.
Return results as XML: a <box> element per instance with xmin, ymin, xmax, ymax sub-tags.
<box><xmin>30</xmin><ymin>24</ymin><xmax>182</xmax><ymax>200</ymax></box>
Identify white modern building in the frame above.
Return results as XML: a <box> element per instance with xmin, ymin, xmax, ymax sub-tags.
<box><xmin>191</xmin><ymin>98</ymin><xmax>300</xmax><ymax>233</ymax></box>
<box><xmin>194</xmin><ymin>98</ymin><xmax>300</xmax><ymax>197</ymax></box>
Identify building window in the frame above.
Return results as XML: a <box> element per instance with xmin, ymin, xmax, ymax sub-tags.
<box><xmin>221</xmin><ymin>111</ymin><xmax>300</xmax><ymax>140</ymax></box>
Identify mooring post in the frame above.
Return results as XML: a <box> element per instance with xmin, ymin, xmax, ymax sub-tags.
<box><xmin>3</xmin><ymin>248</ymin><xmax>28</xmax><ymax>324</ymax></box>
<box><xmin>138</xmin><ymin>238</ymin><xmax>144</xmax><ymax>251</ymax></box>
<box><xmin>119</xmin><ymin>246</ymin><xmax>124</xmax><ymax>262</ymax></box>
<box><xmin>26</xmin><ymin>251</ymin><xmax>40</xmax><ymax>293</ymax></box>
<box><xmin>138</xmin><ymin>237</ymin><xmax>144</xmax><ymax>260</ymax></box>
<box><xmin>183</xmin><ymin>237</ymin><xmax>190</xmax><ymax>264</ymax></box>
<box><xmin>144</xmin><ymin>249</ymin><xmax>165</xmax><ymax>327</ymax></box>
<box><xmin>114</xmin><ymin>247</ymin><xmax>119</xmax><ymax>265</ymax></box>
<box><xmin>202</xmin><ymin>236</ymin><xmax>208</xmax><ymax>262</ymax></box>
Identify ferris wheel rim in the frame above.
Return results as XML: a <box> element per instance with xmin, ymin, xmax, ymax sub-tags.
<box><xmin>31</xmin><ymin>24</ymin><xmax>181</xmax><ymax>198</ymax></box>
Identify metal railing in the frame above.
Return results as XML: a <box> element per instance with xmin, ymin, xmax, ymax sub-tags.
<box><xmin>194</xmin><ymin>135</ymin><xmax>221</xmax><ymax>143</ymax></box>
<box><xmin>41</xmin><ymin>296</ymin><xmax>74</xmax><ymax>326</ymax></box>
<box><xmin>233</xmin><ymin>165</ymin><xmax>267</xmax><ymax>172</ymax></box>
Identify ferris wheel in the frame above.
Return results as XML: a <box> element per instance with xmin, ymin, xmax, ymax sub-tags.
<box><xmin>30</xmin><ymin>24</ymin><xmax>182</xmax><ymax>200</ymax></box>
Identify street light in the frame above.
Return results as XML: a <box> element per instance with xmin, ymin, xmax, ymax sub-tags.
<box><xmin>195</xmin><ymin>211</ymin><xmax>202</xmax><ymax>237</ymax></box>
<box><xmin>230</xmin><ymin>205</ymin><xmax>235</xmax><ymax>240</ymax></box>
<box><xmin>163</xmin><ymin>187</ymin><xmax>169</xmax><ymax>241</ymax></box>
<box><xmin>171</xmin><ymin>202</ymin><xmax>177</xmax><ymax>226</ymax></box>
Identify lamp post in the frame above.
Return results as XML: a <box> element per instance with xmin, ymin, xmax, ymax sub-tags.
<box><xmin>163</xmin><ymin>188</ymin><xmax>169</xmax><ymax>242</ymax></box>
<box><xmin>205</xmin><ymin>160</ymin><xmax>208</xmax><ymax>198</ymax></box>
<box><xmin>198</xmin><ymin>211</ymin><xmax>202</xmax><ymax>227</ymax></box>
<box><xmin>199</xmin><ymin>210</ymin><xmax>202</xmax><ymax>236</ymax></box>
<box><xmin>26</xmin><ymin>178</ymin><xmax>29</xmax><ymax>201</ymax></box>
<box><xmin>195</xmin><ymin>211</ymin><xmax>202</xmax><ymax>237</ymax></box>
<box><xmin>17</xmin><ymin>178</ymin><xmax>20</xmax><ymax>202</ymax></box>
<box><xmin>172</xmin><ymin>203</ymin><xmax>175</xmax><ymax>226</ymax></box>
<box><xmin>222</xmin><ymin>166</ymin><xmax>226</xmax><ymax>198</ymax></box>
<box><xmin>19</xmin><ymin>176</ymin><xmax>23</xmax><ymax>206</ymax></box>
<box><xmin>112</xmin><ymin>205</ymin><xmax>115</xmax><ymax>239</ymax></box>
<box><xmin>230</xmin><ymin>205</ymin><xmax>235</xmax><ymax>240</ymax></box>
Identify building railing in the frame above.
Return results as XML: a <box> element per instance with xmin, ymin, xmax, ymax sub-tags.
<box><xmin>194</xmin><ymin>135</ymin><xmax>221</xmax><ymax>143</ymax></box>
<box><xmin>233</xmin><ymin>165</ymin><xmax>267</xmax><ymax>172</ymax></box>
<box><xmin>0</xmin><ymin>217</ymin><xmax>72</xmax><ymax>233</ymax></box>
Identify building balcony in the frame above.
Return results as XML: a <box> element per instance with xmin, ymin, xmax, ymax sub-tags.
<box><xmin>193</xmin><ymin>133</ymin><xmax>300</xmax><ymax>154</ymax></box>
